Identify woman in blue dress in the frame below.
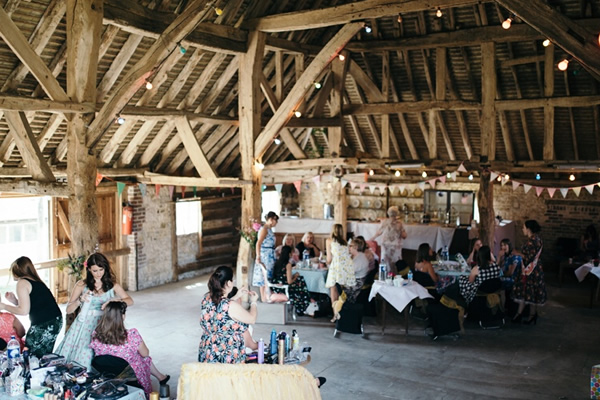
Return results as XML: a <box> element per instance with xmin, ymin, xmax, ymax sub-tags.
<box><xmin>498</xmin><ymin>238</ymin><xmax>522</xmax><ymax>290</ymax></box>
<box><xmin>252</xmin><ymin>211</ymin><xmax>279</xmax><ymax>302</ymax></box>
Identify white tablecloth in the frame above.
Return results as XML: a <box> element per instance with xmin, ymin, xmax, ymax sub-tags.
<box><xmin>276</xmin><ymin>217</ymin><xmax>334</xmax><ymax>234</ymax></box>
<box><xmin>348</xmin><ymin>221</ymin><xmax>455</xmax><ymax>251</ymax></box>
<box><xmin>575</xmin><ymin>263</ymin><xmax>600</xmax><ymax>282</ymax></box>
<box><xmin>293</xmin><ymin>268</ymin><xmax>329</xmax><ymax>294</ymax></box>
<box><xmin>368</xmin><ymin>280</ymin><xmax>433</xmax><ymax>313</ymax></box>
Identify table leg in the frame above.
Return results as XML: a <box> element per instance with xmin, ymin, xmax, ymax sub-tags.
<box><xmin>381</xmin><ymin>297</ymin><xmax>386</xmax><ymax>335</ymax></box>
<box><xmin>404</xmin><ymin>307</ymin><xmax>409</xmax><ymax>335</ymax></box>
<box><xmin>591</xmin><ymin>275</ymin><xmax>599</xmax><ymax>308</ymax></box>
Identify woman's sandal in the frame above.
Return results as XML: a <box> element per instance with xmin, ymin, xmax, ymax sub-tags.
<box><xmin>317</xmin><ymin>377</ymin><xmax>327</xmax><ymax>388</ymax></box>
<box><xmin>159</xmin><ymin>375</ymin><xmax>170</xmax><ymax>386</ymax></box>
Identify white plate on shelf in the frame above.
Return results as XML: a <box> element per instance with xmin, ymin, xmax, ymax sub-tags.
<box><xmin>350</xmin><ymin>199</ymin><xmax>360</xmax><ymax>208</ymax></box>
<box><xmin>374</xmin><ymin>199</ymin><xmax>383</xmax><ymax>209</ymax></box>
<box><xmin>365</xmin><ymin>200</ymin><xmax>371</xmax><ymax>208</ymax></box>
<box><xmin>367</xmin><ymin>210</ymin><xmax>377</xmax><ymax>221</ymax></box>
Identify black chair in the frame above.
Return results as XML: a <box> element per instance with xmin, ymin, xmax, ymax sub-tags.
<box><xmin>355</xmin><ymin>267</ymin><xmax>378</xmax><ymax>317</ymax></box>
<box><xmin>91</xmin><ymin>355</ymin><xmax>143</xmax><ymax>389</ymax></box>
<box><xmin>425</xmin><ymin>281</ymin><xmax>466</xmax><ymax>339</ymax></box>
<box><xmin>468</xmin><ymin>278</ymin><xmax>505</xmax><ymax>329</ymax></box>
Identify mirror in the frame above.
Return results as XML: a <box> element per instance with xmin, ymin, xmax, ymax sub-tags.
<box><xmin>424</xmin><ymin>190</ymin><xmax>474</xmax><ymax>226</ymax></box>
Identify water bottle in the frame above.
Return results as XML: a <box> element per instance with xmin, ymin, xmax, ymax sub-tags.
<box><xmin>7</xmin><ymin>335</ymin><xmax>20</xmax><ymax>369</ymax></box>
<box><xmin>407</xmin><ymin>270</ymin><xmax>413</xmax><ymax>283</ymax></box>
<box><xmin>443</xmin><ymin>245</ymin><xmax>449</xmax><ymax>262</ymax></box>
<box><xmin>303</xmin><ymin>249</ymin><xmax>310</xmax><ymax>267</ymax></box>
<box><xmin>379</xmin><ymin>262</ymin><xmax>387</xmax><ymax>281</ymax></box>
<box><xmin>270</xmin><ymin>329</ymin><xmax>277</xmax><ymax>355</ymax></box>
<box><xmin>257</xmin><ymin>339</ymin><xmax>264</xmax><ymax>364</ymax></box>
<box><xmin>292</xmin><ymin>330</ymin><xmax>299</xmax><ymax>351</ymax></box>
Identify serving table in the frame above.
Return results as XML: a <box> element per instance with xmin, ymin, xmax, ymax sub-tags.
<box><xmin>368</xmin><ymin>280</ymin><xmax>433</xmax><ymax>335</ymax></box>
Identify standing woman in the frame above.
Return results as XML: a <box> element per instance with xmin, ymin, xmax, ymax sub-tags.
<box><xmin>370</xmin><ymin>206</ymin><xmax>407</xmax><ymax>274</ymax></box>
<box><xmin>56</xmin><ymin>253</ymin><xmax>133</xmax><ymax>370</ymax></box>
<box><xmin>252</xmin><ymin>211</ymin><xmax>279</xmax><ymax>302</ymax></box>
<box><xmin>512</xmin><ymin>220</ymin><xmax>547</xmax><ymax>324</ymax></box>
<box><xmin>0</xmin><ymin>256</ymin><xmax>62</xmax><ymax>357</ymax></box>
<box><xmin>325</xmin><ymin>224</ymin><xmax>355</xmax><ymax>305</ymax></box>
<box><xmin>199</xmin><ymin>266</ymin><xmax>258</xmax><ymax>363</ymax></box>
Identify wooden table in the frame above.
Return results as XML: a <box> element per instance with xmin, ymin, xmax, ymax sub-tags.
<box><xmin>368</xmin><ymin>280</ymin><xmax>433</xmax><ymax>335</ymax></box>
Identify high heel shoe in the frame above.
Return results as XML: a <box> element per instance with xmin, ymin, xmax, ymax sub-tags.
<box><xmin>159</xmin><ymin>375</ymin><xmax>170</xmax><ymax>386</ymax></box>
<box><xmin>523</xmin><ymin>313</ymin><xmax>538</xmax><ymax>325</ymax></box>
<box><xmin>511</xmin><ymin>313</ymin><xmax>523</xmax><ymax>324</ymax></box>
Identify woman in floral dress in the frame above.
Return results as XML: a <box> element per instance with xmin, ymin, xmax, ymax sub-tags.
<box><xmin>0</xmin><ymin>256</ymin><xmax>62</xmax><ymax>357</ymax></box>
<box><xmin>272</xmin><ymin>246</ymin><xmax>311</xmax><ymax>315</ymax></box>
<box><xmin>252</xmin><ymin>211</ymin><xmax>279</xmax><ymax>302</ymax></box>
<box><xmin>57</xmin><ymin>253</ymin><xmax>133</xmax><ymax>370</ymax></box>
<box><xmin>512</xmin><ymin>220</ymin><xmax>547</xmax><ymax>324</ymax></box>
<box><xmin>90</xmin><ymin>302</ymin><xmax>169</xmax><ymax>395</ymax></box>
<box><xmin>325</xmin><ymin>224</ymin><xmax>355</xmax><ymax>307</ymax></box>
<box><xmin>199</xmin><ymin>266</ymin><xmax>259</xmax><ymax>363</ymax></box>
<box><xmin>370</xmin><ymin>206</ymin><xmax>407</xmax><ymax>274</ymax></box>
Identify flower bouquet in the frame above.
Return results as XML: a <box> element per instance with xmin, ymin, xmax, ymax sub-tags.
<box><xmin>239</xmin><ymin>218</ymin><xmax>262</xmax><ymax>249</ymax></box>
<box><xmin>57</xmin><ymin>254</ymin><xmax>87</xmax><ymax>282</ymax></box>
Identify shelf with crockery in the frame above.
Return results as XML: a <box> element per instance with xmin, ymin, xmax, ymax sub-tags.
<box><xmin>346</xmin><ymin>188</ymin><xmax>424</xmax><ymax>222</ymax></box>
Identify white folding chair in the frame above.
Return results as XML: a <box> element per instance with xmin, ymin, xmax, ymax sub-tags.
<box><xmin>258</xmin><ymin>263</ymin><xmax>296</xmax><ymax>321</ymax></box>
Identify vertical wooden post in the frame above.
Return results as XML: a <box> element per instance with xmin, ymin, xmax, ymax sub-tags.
<box><xmin>477</xmin><ymin>170</ymin><xmax>495</xmax><ymax>248</ymax></box>
<box><xmin>329</xmin><ymin>53</ymin><xmax>347</xmax><ymax>157</ymax></box>
<box><xmin>381</xmin><ymin>51</ymin><xmax>390</xmax><ymax>158</ymax></box>
<box><xmin>66</xmin><ymin>0</ymin><xmax>103</xmax><ymax>255</ymax></box>
<box><xmin>543</xmin><ymin>44</ymin><xmax>555</xmax><ymax>160</ymax></box>
<box><xmin>481</xmin><ymin>42</ymin><xmax>496</xmax><ymax>161</ymax></box>
<box><xmin>334</xmin><ymin>179</ymin><xmax>347</xmax><ymax>238</ymax></box>
<box><xmin>237</xmin><ymin>30</ymin><xmax>265</xmax><ymax>287</ymax></box>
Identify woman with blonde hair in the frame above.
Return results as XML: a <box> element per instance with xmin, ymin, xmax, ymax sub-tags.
<box><xmin>0</xmin><ymin>256</ymin><xmax>62</xmax><ymax>357</ymax></box>
<box><xmin>275</xmin><ymin>233</ymin><xmax>300</xmax><ymax>264</ymax></box>
<box><xmin>325</xmin><ymin>224</ymin><xmax>355</xmax><ymax>306</ymax></box>
<box><xmin>297</xmin><ymin>232</ymin><xmax>321</xmax><ymax>258</ymax></box>
<box><xmin>370</xmin><ymin>206</ymin><xmax>407</xmax><ymax>274</ymax></box>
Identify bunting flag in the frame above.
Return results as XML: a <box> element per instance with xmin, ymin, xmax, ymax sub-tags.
<box><xmin>341</xmin><ymin>179</ymin><xmax>348</xmax><ymax>188</ymax></box>
<box><xmin>117</xmin><ymin>182</ymin><xmax>126</xmax><ymax>196</ymax></box>
<box><xmin>501</xmin><ymin>176</ymin><xmax>508</xmax><ymax>186</ymax></box>
<box><xmin>512</xmin><ymin>181</ymin><xmax>520</xmax><ymax>190</ymax></box>
<box><xmin>275</xmin><ymin>183</ymin><xmax>283</xmax><ymax>193</ymax></box>
<box><xmin>535</xmin><ymin>186</ymin><xmax>544</xmax><ymax>197</ymax></box>
<box><xmin>585</xmin><ymin>184</ymin><xmax>595</xmax><ymax>195</ymax></box>
<box><xmin>155</xmin><ymin>184</ymin><xmax>161</xmax><ymax>197</ymax></box>
<box><xmin>138</xmin><ymin>183</ymin><xmax>147</xmax><ymax>197</ymax></box>
<box><xmin>350</xmin><ymin>181</ymin><xmax>357</xmax><ymax>190</ymax></box>
<box><xmin>439</xmin><ymin>176</ymin><xmax>446</xmax><ymax>184</ymax></box>
<box><xmin>388</xmin><ymin>185</ymin><xmax>396</xmax><ymax>195</ymax></box>
<box><xmin>417</xmin><ymin>182</ymin><xmax>426</xmax><ymax>190</ymax></box>
<box><xmin>398</xmin><ymin>185</ymin><xmax>406</xmax><ymax>194</ymax></box>
<box><xmin>193</xmin><ymin>186</ymin><xmax>197</xmax><ymax>197</ymax></box>
<box><xmin>523</xmin><ymin>184</ymin><xmax>532</xmax><ymax>194</ymax></box>
<box><xmin>451</xmin><ymin>172</ymin><xmax>457</xmax><ymax>181</ymax></box>
<box><xmin>572</xmin><ymin>187</ymin><xmax>582</xmax><ymax>196</ymax></box>
<box><xmin>547</xmin><ymin>188</ymin><xmax>556</xmax><ymax>198</ymax></box>
<box><xmin>560</xmin><ymin>188</ymin><xmax>569</xmax><ymax>198</ymax></box>
<box><xmin>378</xmin><ymin>184</ymin><xmax>386</xmax><ymax>194</ymax></box>
<box><xmin>359</xmin><ymin>183</ymin><xmax>366</xmax><ymax>193</ymax></box>
<box><xmin>368</xmin><ymin>185</ymin><xmax>376</xmax><ymax>194</ymax></box>
<box><xmin>312</xmin><ymin>175</ymin><xmax>321</xmax><ymax>188</ymax></box>
<box><xmin>95</xmin><ymin>172</ymin><xmax>104</xmax><ymax>187</ymax></box>
<box><xmin>490</xmin><ymin>171</ymin><xmax>499</xmax><ymax>182</ymax></box>
<box><xmin>457</xmin><ymin>162</ymin><xmax>467</xmax><ymax>172</ymax></box>
<box><xmin>168</xmin><ymin>185</ymin><xmax>175</xmax><ymax>199</ymax></box>
<box><xmin>293</xmin><ymin>180</ymin><xmax>302</xmax><ymax>194</ymax></box>
<box><xmin>427</xmin><ymin>178</ymin><xmax>437</xmax><ymax>188</ymax></box>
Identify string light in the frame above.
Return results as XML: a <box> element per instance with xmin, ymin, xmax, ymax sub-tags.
<box><xmin>369</xmin><ymin>169</ymin><xmax>374</xmax><ymax>176</ymax></box>
<box><xmin>255</xmin><ymin>161</ymin><xmax>265</xmax><ymax>170</ymax></box>
<box><xmin>314</xmin><ymin>82</ymin><xmax>322</xmax><ymax>89</ymax></box>
<box><xmin>395</xmin><ymin>170</ymin><xmax>401</xmax><ymax>177</ymax></box>
<box><xmin>505</xmin><ymin>174</ymin><xmax>510</xmax><ymax>182</ymax></box>
<box><xmin>397</xmin><ymin>14</ymin><xmax>403</xmax><ymax>23</ymax></box>
<box><xmin>569</xmin><ymin>174</ymin><xmax>576</xmax><ymax>181</ymax></box>
<box><xmin>364</xmin><ymin>24</ymin><xmax>372</xmax><ymax>34</ymax></box>
<box><xmin>338</xmin><ymin>54</ymin><xmax>345</xmax><ymax>61</ymax></box>
<box><xmin>468</xmin><ymin>174</ymin><xmax>474</xmax><ymax>181</ymax></box>
<box><xmin>543</xmin><ymin>39</ymin><xmax>551</xmax><ymax>47</ymax></box>
<box><xmin>422</xmin><ymin>171</ymin><xmax>428</xmax><ymax>178</ymax></box>
<box><xmin>178</xmin><ymin>43</ymin><xmax>186</xmax><ymax>54</ymax></box>
<box><xmin>535</xmin><ymin>173</ymin><xmax>541</xmax><ymax>180</ymax></box>
<box><xmin>116</xmin><ymin>116</ymin><xmax>125</xmax><ymax>125</ymax></box>
<box><xmin>502</xmin><ymin>17</ymin><xmax>512</xmax><ymax>30</ymax></box>
<box><xmin>294</xmin><ymin>110</ymin><xmax>302</xmax><ymax>118</ymax></box>
<box><xmin>145</xmin><ymin>81</ymin><xmax>153</xmax><ymax>90</ymax></box>
<box><xmin>557</xmin><ymin>59</ymin><xmax>569</xmax><ymax>71</ymax></box>
<box><xmin>497</xmin><ymin>175</ymin><xmax>502</xmax><ymax>182</ymax></box>
<box><xmin>214</xmin><ymin>7</ymin><xmax>223</xmax><ymax>15</ymax></box>
<box><xmin>436</xmin><ymin>8</ymin><xmax>442</xmax><ymax>18</ymax></box>
<box><xmin>274</xmin><ymin>138</ymin><xmax>281</xmax><ymax>145</ymax></box>
<box><xmin>446</xmin><ymin>172</ymin><xmax>452</xmax><ymax>179</ymax></box>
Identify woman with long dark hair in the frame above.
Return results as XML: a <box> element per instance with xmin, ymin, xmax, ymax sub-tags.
<box><xmin>56</xmin><ymin>253</ymin><xmax>133</xmax><ymax>369</ymax></box>
<box><xmin>272</xmin><ymin>246</ymin><xmax>311</xmax><ymax>315</ymax></box>
<box><xmin>0</xmin><ymin>256</ymin><xmax>62</xmax><ymax>357</ymax></box>
<box><xmin>90</xmin><ymin>302</ymin><xmax>169</xmax><ymax>395</ymax></box>
<box><xmin>252</xmin><ymin>211</ymin><xmax>279</xmax><ymax>302</ymax></box>
<box><xmin>199</xmin><ymin>266</ymin><xmax>258</xmax><ymax>363</ymax></box>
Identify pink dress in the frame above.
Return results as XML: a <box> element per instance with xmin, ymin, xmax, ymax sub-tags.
<box><xmin>0</xmin><ymin>313</ymin><xmax>24</xmax><ymax>350</ymax></box>
<box><xmin>90</xmin><ymin>329</ymin><xmax>153</xmax><ymax>394</ymax></box>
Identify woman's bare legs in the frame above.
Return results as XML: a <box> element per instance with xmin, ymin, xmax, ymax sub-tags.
<box><xmin>150</xmin><ymin>361</ymin><xmax>168</xmax><ymax>382</ymax></box>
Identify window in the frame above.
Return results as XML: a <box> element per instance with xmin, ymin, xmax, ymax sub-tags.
<box><xmin>261</xmin><ymin>190</ymin><xmax>281</xmax><ymax>221</ymax></box>
<box><xmin>176</xmin><ymin>200</ymin><xmax>202</xmax><ymax>235</ymax></box>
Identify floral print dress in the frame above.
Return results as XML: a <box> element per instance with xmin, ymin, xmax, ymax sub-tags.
<box><xmin>272</xmin><ymin>266</ymin><xmax>311</xmax><ymax>315</ymax></box>
<box><xmin>252</xmin><ymin>227</ymin><xmax>276</xmax><ymax>287</ymax></box>
<box><xmin>512</xmin><ymin>234</ymin><xmax>547</xmax><ymax>305</ymax></box>
<box><xmin>90</xmin><ymin>328</ymin><xmax>154</xmax><ymax>394</ymax></box>
<box><xmin>325</xmin><ymin>241</ymin><xmax>356</xmax><ymax>288</ymax></box>
<box><xmin>198</xmin><ymin>294</ymin><xmax>248</xmax><ymax>364</ymax></box>
<box><xmin>379</xmin><ymin>218</ymin><xmax>405</xmax><ymax>269</ymax></box>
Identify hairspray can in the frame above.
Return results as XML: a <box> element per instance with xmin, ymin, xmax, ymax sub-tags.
<box><xmin>277</xmin><ymin>338</ymin><xmax>285</xmax><ymax>365</ymax></box>
<box><xmin>258</xmin><ymin>339</ymin><xmax>264</xmax><ymax>364</ymax></box>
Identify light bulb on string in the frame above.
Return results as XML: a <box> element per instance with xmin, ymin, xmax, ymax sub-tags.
<box><xmin>395</xmin><ymin>170</ymin><xmax>401</xmax><ymax>177</ymax></box>
<box><xmin>422</xmin><ymin>171</ymin><xmax>428</xmax><ymax>178</ymax></box>
<box><xmin>436</xmin><ymin>7</ymin><xmax>442</xmax><ymax>18</ymax></box>
<box><xmin>314</xmin><ymin>82</ymin><xmax>322</xmax><ymax>89</ymax></box>
<box><xmin>542</xmin><ymin>39</ymin><xmax>551</xmax><ymax>47</ymax></box>
<box><xmin>535</xmin><ymin>173</ymin><xmax>541</xmax><ymax>180</ymax></box>
<box><xmin>364</xmin><ymin>24</ymin><xmax>372</xmax><ymax>34</ymax></box>
<box><xmin>116</xmin><ymin>116</ymin><xmax>125</xmax><ymax>125</ymax></box>
<box><xmin>468</xmin><ymin>174</ymin><xmax>474</xmax><ymax>181</ymax></box>
<box><xmin>569</xmin><ymin>174</ymin><xmax>576</xmax><ymax>181</ymax></box>
<box><xmin>214</xmin><ymin>7</ymin><xmax>223</xmax><ymax>15</ymax></box>
<box><xmin>397</xmin><ymin>14</ymin><xmax>403</xmax><ymax>23</ymax></box>
<box><xmin>294</xmin><ymin>110</ymin><xmax>302</xmax><ymax>118</ymax></box>
<box><xmin>505</xmin><ymin>175</ymin><xmax>510</xmax><ymax>182</ymax></box>
<box><xmin>338</xmin><ymin>53</ymin><xmax>345</xmax><ymax>61</ymax></box>
<box><xmin>369</xmin><ymin>169</ymin><xmax>374</xmax><ymax>176</ymax></box>
<box><xmin>178</xmin><ymin>43</ymin><xmax>186</xmax><ymax>54</ymax></box>
<box><xmin>557</xmin><ymin>59</ymin><xmax>569</xmax><ymax>71</ymax></box>
<box><xmin>274</xmin><ymin>137</ymin><xmax>281</xmax><ymax>145</ymax></box>
<box><xmin>255</xmin><ymin>161</ymin><xmax>265</xmax><ymax>170</ymax></box>
<box><xmin>446</xmin><ymin>172</ymin><xmax>452</xmax><ymax>179</ymax></box>
<box><xmin>502</xmin><ymin>17</ymin><xmax>512</xmax><ymax>30</ymax></box>
<box><xmin>145</xmin><ymin>81</ymin><xmax>153</xmax><ymax>90</ymax></box>
<box><xmin>497</xmin><ymin>175</ymin><xmax>502</xmax><ymax>182</ymax></box>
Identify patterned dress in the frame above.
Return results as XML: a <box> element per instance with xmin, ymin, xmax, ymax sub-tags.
<box><xmin>252</xmin><ymin>226</ymin><xmax>276</xmax><ymax>287</ymax></box>
<box><xmin>0</xmin><ymin>313</ymin><xmax>24</xmax><ymax>350</ymax></box>
<box><xmin>512</xmin><ymin>234</ymin><xmax>547</xmax><ymax>306</ymax></box>
<box><xmin>379</xmin><ymin>218</ymin><xmax>405</xmax><ymax>271</ymax></box>
<box><xmin>458</xmin><ymin>263</ymin><xmax>501</xmax><ymax>304</ymax></box>
<box><xmin>90</xmin><ymin>329</ymin><xmax>154</xmax><ymax>394</ymax></box>
<box><xmin>325</xmin><ymin>241</ymin><xmax>356</xmax><ymax>288</ymax></box>
<box><xmin>500</xmin><ymin>253</ymin><xmax>522</xmax><ymax>290</ymax></box>
<box><xmin>272</xmin><ymin>266</ymin><xmax>311</xmax><ymax>314</ymax></box>
<box><xmin>56</xmin><ymin>288</ymin><xmax>114</xmax><ymax>370</ymax></box>
<box><xmin>198</xmin><ymin>294</ymin><xmax>248</xmax><ymax>364</ymax></box>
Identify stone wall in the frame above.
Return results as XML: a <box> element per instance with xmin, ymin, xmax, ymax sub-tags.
<box><xmin>177</xmin><ymin>233</ymin><xmax>200</xmax><ymax>266</ymax></box>
<box><xmin>125</xmin><ymin>185</ymin><xmax>175</xmax><ymax>291</ymax></box>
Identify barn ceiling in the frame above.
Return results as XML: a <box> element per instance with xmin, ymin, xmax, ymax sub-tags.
<box><xmin>0</xmin><ymin>0</ymin><xmax>599</xmax><ymax>191</ymax></box>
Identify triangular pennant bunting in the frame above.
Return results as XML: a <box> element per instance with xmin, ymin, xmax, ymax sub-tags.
<box><xmin>512</xmin><ymin>181</ymin><xmax>520</xmax><ymax>190</ymax></box>
<box><xmin>275</xmin><ymin>184</ymin><xmax>283</xmax><ymax>193</ymax></box>
<box><xmin>439</xmin><ymin>176</ymin><xmax>446</xmax><ymax>184</ymax></box>
<box><xmin>417</xmin><ymin>182</ymin><xmax>425</xmax><ymax>190</ymax></box>
<box><xmin>95</xmin><ymin>172</ymin><xmax>104</xmax><ymax>187</ymax></box>
<box><xmin>312</xmin><ymin>175</ymin><xmax>321</xmax><ymax>188</ymax></box>
<box><xmin>138</xmin><ymin>183</ymin><xmax>147</xmax><ymax>197</ymax></box>
<box><xmin>359</xmin><ymin>183</ymin><xmax>366</xmax><ymax>193</ymax></box>
<box><xmin>560</xmin><ymin>188</ymin><xmax>569</xmax><ymax>198</ymax></box>
<box><xmin>585</xmin><ymin>184</ymin><xmax>595</xmax><ymax>195</ymax></box>
<box><xmin>341</xmin><ymin>179</ymin><xmax>348</xmax><ymax>188</ymax></box>
<box><xmin>293</xmin><ymin>180</ymin><xmax>302</xmax><ymax>194</ymax></box>
<box><xmin>572</xmin><ymin>187</ymin><xmax>582</xmax><ymax>196</ymax></box>
<box><xmin>451</xmin><ymin>172</ymin><xmax>457</xmax><ymax>181</ymax></box>
<box><xmin>117</xmin><ymin>182</ymin><xmax>126</xmax><ymax>196</ymax></box>
<box><xmin>490</xmin><ymin>172</ymin><xmax>499</xmax><ymax>182</ymax></box>
<box><xmin>388</xmin><ymin>185</ymin><xmax>396</xmax><ymax>195</ymax></box>
<box><xmin>535</xmin><ymin>186</ymin><xmax>544</xmax><ymax>197</ymax></box>
<box><xmin>547</xmin><ymin>188</ymin><xmax>556</xmax><ymax>198</ymax></box>
<box><xmin>168</xmin><ymin>185</ymin><xmax>175</xmax><ymax>199</ymax></box>
<box><xmin>368</xmin><ymin>185</ymin><xmax>376</xmax><ymax>194</ymax></box>
<box><xmin>523</xmin><ymin>184</ymin><xmax>532</xmax><ymax>194</ymax></box>
<box><xmin>398</xmin><ymin>185</ymin><xmax>406</xmax><ymax>194</ymax></box>
<box><xmin>378</xmin><ymin>184</ymin><xmax>386</xmax><ymax>194</ymax></box>
<box><xmin>457</xmin><ymin>163</ymin><xmax>467</xmax><ymax>173</ymax></box>
<box><xmin>428</xmin><ymin>178</ymin><xmax>437</xmax><ymax>188</ymax></box>
<box><xmin>350</xmin><ymin>181</ymin><xmax>357</xmax><ymax>190</ymax></box>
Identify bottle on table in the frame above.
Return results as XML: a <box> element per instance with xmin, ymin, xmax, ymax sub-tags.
<box><xmin>379</xmin><ymin>262</ymin><xmax>387</xmax><ymax>281</ymax></box>
<box><xmin>407</xmin><ymin>270</ymin><xmax>413</xmax><ymax>283</ymax></box>
<box><xmin>292</xmin><ymin>330</ymin><xmax>299</xmax><ymax>351</ymax></box>
<box><xmin>442</xmin><ymin>245</ymin><xmax>449</xmax><ymax>262</ymax></box>
<box><xmin>302</xmin><ymin>250</ymin><xmax>310</xmax><ymax>267</ymax></box>
<box><xmin>270</xmin><ymin>329</ymin><xmax>277</xmax><ymax>355</ymax></box>
<box><xmin>7</xmin><ymin>335</ymin><xmax>21</xmax><ymax>369</ymax></box>
<box><xmin>257</xmin><ymin>339</ymin><xmax>264</xmax><ymax>364</ymax></box>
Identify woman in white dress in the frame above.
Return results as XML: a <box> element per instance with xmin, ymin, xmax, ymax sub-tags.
<box><xmin>370</xmin><ymin>206</ymin><xmax>407</xmax><ymax>274</ymax></box>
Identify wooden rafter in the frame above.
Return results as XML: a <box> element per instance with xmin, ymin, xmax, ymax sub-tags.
<box><xmin>481</xmin><ymin>42</ymin><xmax>496</xmax><ymax>160</ymax></box>
<box><xmin>174</xmin><ymin>117</ymin><xmax>218</xmax><ymax>178</ymax></box>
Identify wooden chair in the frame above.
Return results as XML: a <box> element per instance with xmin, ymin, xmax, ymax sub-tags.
<box><xmin>258</xmin><ymin>263</ymin><xmax>295</xmax><ymax>321</ymax></box>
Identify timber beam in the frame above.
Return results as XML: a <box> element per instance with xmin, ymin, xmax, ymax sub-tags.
<box><xmin>140</xmin><ymin>172</ymin><xmax>251</xmax><ymax>188</ymax></box>
<box><xmin>0</xmin><ymin>96</ymin><xmax>94</xmax><ymax>113</ymax></box>
<box><xmin>0</xmin><ymin>180</ymin><xmax>69</xmax><ymax>197</ymax></box>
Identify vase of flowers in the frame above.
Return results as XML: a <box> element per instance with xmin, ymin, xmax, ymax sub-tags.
<box><xmin>239</xmin><ymin>218</ymin><xmax>262</xmax><ymax>249</ymax></box>
<box><xmin>57</xmin><ymin>254</ymin><xmax>87</xmax><ymax>283</ymax></box>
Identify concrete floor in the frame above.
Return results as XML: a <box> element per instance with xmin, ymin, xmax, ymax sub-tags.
<box><xmin>113</xmin><ymin>271</ymin><xmax>599</xmax><ymax>399</ymax></box>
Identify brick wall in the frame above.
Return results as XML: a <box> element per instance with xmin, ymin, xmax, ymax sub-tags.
<box><xmin>126</xmin><ymin>185</ymin><xmax>175</xmax><ymax>290</ymax></box>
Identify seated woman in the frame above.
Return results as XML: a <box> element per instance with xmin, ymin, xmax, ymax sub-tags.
<box><xmin>414</xmin><ymin>243</ymin><xmax>439</xmax><ymax>286</ymax></box>
<box><xmin>0</xmin><ymin>311</ymin><xmax>25</xmax><ymax>350</ymax></box>
<box><xmin>275</xmin><ymin>234</ymin><xmax>300</xmax><ymax>265</ymax></box>
<box><xmin>90</xmin><ymin>302</ymin><xmax>169</xmax><ymax>395</ymax></box>
<box><xmin>355</xmin><ymin>235</ymin><xmax>377</xmax><ymax>272</ymax></box>
<box><xmin>457</xmin><ymin>245</ymin><xmax>501</xmax><ymax>305</ymax></box>
<box><xmin>227</xmin><ymin>287</ymin><xmax>258</xmax><ymax>353</ymax></box>
<box><xmin>497</xmin><ymin>238</ymin><xmax>522</xmax><ymax>290</ymax></box>
<box><xmin>272</xmin><ymin>246</ymin><xmax>311</xmax><ymax>316</ymax></box>
<box><xmin>198</xmin><ymin>266</ymin><xmax>258</xmax><ymax>363</ymax></box>
<box><xmin>466</xmin><ymin>238</ymin><xmax>482</xmax><ymax>266</ymax></box>
<box><xmin>296</xmin><ymin>232</ymin><xmax>321</xmax><ymax>258</ymax></box>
